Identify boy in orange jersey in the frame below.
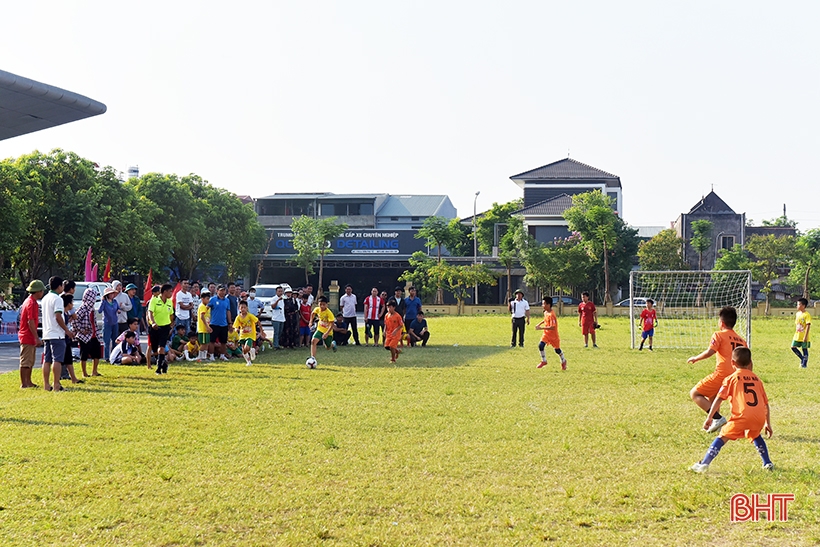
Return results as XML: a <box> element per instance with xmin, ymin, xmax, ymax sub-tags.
<box><xmin>687</xmin><ymin>306</ymin><xmax>747</xmax><ymax>433</ymax></box>
<box><xmin>690</xmin><ymin>347</ymin><xmax>773</xmax><ymax>472</ymax></box>
<box><xmin>383</xmin><ymin>300</ymin><xmax>404</xmax><ymax>363</ymax></box>
<box><xmin>638</xmin><ymin>298</ymin><xmax>657</xmax><ymax>351</ymax></box>
<box><xmin>535</xmin><ymin>297</ymin><xmax>567</xmax><ymax>370</ymax></box>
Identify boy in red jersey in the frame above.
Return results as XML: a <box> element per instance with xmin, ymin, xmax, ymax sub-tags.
<box><xmin>687</xmin><ymin>306</ymin><xmax>746</xmax><ymax>433</ymax></box>
<box><xmin>578</xmin><ymin>291</ymin><xmax>598</xmax><ymax>348</ymax></box>
<box><xmin>690</xmin><ymin>347</ymin><xmax>773</xmax><ymax>472</ymax></box>
<box><xmin>535</xmin><ymin>297</ymin><xmax>567</xmax><ymax>370</ymax></box>
<box><xmin>638</xmin><ymin>299</ymin><xmax>657</xmax><ymax>351</ymax></box>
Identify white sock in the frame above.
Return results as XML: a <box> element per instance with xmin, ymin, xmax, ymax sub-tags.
<box><xmin>539</xmin><ymin>350</ymin><xmax>546</xmax><ymax>360</ymax></box>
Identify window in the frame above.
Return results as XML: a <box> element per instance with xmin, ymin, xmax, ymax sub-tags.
<box><xmin>721</xmin><ymin>235</ymin><xmax>735</xmax><ymax>250</ymax></box>
<box><xmin>360</xmin><ymin>203</ymin><xmax>374</xmax><ymax>215</ymax></box>
<box><xmin>411</xmin><ymin>216</ymin><xmax>419</xmax><ymax>221</ymax></box>
<box><xmin>390</xmin><ymin>217</ymin><xmax>399</xmax><ymax>221</ymax></box>
<box><xmin>321</xmin><ymin>203</ymin><xmax>335</xmax><ymax>216</ymax></box>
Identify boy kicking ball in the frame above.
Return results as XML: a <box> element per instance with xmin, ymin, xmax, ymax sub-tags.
<box><xmin>791</xmin><ymin>297</ymin><xmax>811</xmax><ymax>368</ymax></box>
<box><xmin>690</xmin><ymin>347</ymin><xmax>773</xmax><ymax>473</ymax></box>
<box><xmin>535</xmin><ymin>297</ymin><xmax>566</xmax><ymax>370</ymax></box>
<box><xmin>687</xmin><ymin>306</ymin><xmax>746</xmax><ymax>433</ymax></box>
<box><xmin>310</xmin><ymin>296</ymin><xmax>337</xmax><ymax>363</ymax></box>
<box><xmin>233</xmin><ymin>301</ymin><xmax>262</xmax><ymax>366</ymax></box>
<box><xmin>638</xmin><ymin>298</ymin><xmax>657</xmax><ymax>351</ymax></box>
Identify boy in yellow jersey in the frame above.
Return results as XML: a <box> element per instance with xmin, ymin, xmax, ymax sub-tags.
<box><xmin>197</xmin><ymin>290</ymin><xmax>214</xmax><ymax>361</ymax></box>
<box><xmin>234</xmin><ymin>300</ymin><xmax>262</xmax><ymax>366</ymax></box>
<box><xmin>310</xmin><ymin>296</ymin><xmax>336</xmax><ymax>363</ymax></box>
<box><xmin>535</xmin><ymin>297</ymin><xmax>567</xmax><ymax>370</ymax></box>
<box><xmin>690</xmin><ymin>347</ymin><xmax>773</xmax><ymax>472</ymax></box>
<box><xmin>791</xmin><ymin>297</ymin><xmax>811</xmax><ymax>368</ymax></box>
<box><xmin>687</xmin><ymin>306</ymin><xmax>747</xmax><ymax>433</ymax></box>
<box><xmin>225</xmin><ymin>328</ymin><xmax>244</xmax><ymax>359</ymax></box>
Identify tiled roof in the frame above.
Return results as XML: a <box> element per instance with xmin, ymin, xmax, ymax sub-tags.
<box><xmin>377</xmin><ymin>195</ymin><xmax>451</xmax><ymax>217</ymax></box>
<box><xmin>687</xmin><ymin>191</ymin><xmax>736</xmax><ymax>214</ymax></box>
<box><xmin>510</xmin><ymin>158</ymin><xmax>619</xmax><ymax>181</ymax></box>
<box><xmin>513</xmin><ymin>193</ymin><xmax>574</xmax><ymax>216</ymax></box>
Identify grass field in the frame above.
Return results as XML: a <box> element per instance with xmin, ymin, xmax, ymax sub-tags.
<box><xmin>1</xmin><ymin>316</ymin><xmax>819</xmax><ymax>546</ymax></box>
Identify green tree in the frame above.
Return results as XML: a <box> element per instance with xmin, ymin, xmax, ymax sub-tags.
<box><xmin>475</xmin><ymin>199</ymin><xmax>523</xmax><ymax>256</ymax></box>
<box><xmin>290</xmin><ymin>216</ymin><xmax>320</xmax><ymax>286</ymax></box>
<box><xmin>518</xmin><ymin>231</ymin><xmax>592</xmax><ymax>301</ymax></box>
<box><xmin>761</xmin><ymin>215</ymin><xmax>798</xmax><ymax>228</ymax></box>
<box><xmin>497</xmin><ymin>216</ymin><xmax>526</xmax><ymax>302</ymax></box>
<box><xmin>788</xmin><ymin>229</ymin><xmax>820</xmax><ymax>299</ymax></box>
<box><xmin>746</xmin><ymin>234</ymin><xmax>796</xmax><ymax>315</ymax></box>
<box><xmin>714</xmin><ymin>244</ymin><xmax>752</xmax><ymax>271</ymax></box>
<box><xmin>638</xmin><ymin>229</ymin><xmax>687</xmax><ymax>271</ymax></box>
<box><xmin>316</xmin><ymin>218</ymin><xmax>347</xmax><ymax>297</ymax></box>
<box><xmin>415</xmin><ymin>216</ymin><xmax>461</xmax><ymax>303</ymax></box>
<box><xmin>563</xmin><ymin>190</ymin><xmax>620</xmax><ymax>304</ymax></box>
<box><xmin>446</xmin><ymin>218</ymin><xmax>473</xmax><ymax>257</ymax></box>
<box><xmin>429</xmin><ymin>262</ymin><xmax>497</xmax><ymax>314</ymax></box>
<box><xmin>399</xmin><ymin>251</ymin><xmax>437</xmax><ymax>300</ymax></box>
<box><xmin>0</xmin><ymin>161</ymin><xmax>28</xmax><ymax>286</ymax></box>
<box><xmin>689</xmin><ymin>220</ymin><xmax>713</xmax><ymax>270</ymax></box>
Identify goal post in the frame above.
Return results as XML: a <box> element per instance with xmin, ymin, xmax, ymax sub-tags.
<box><xmin>628</xmin><ymin>270</ymin><xmax>752</xmax><ymax>349</ymax></box>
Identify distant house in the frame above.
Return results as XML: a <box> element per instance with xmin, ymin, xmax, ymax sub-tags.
<box><xmin>509</xmin><ymin>158</ymin><xmax>622</xmax><ymax>244</ymax></box>
<box><xmin>674</xmin><ymin>191</ymin><xmax>745</xmax><ymax>270</ymax></box>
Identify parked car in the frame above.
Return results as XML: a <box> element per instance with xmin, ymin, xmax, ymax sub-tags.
<box><xmin>616</xmin><ymin>297</ymin><xmax>649</xmax><ymax>308</ymax></box>
<box><xmin>251</xmin><ymin>283</ymin><xmax>291</xmax><ymax>321</ymax></box>
<box><xmin>550</xmin><ymin>295</ymin><xmax>582</xmax><ymax>306</ymax></box>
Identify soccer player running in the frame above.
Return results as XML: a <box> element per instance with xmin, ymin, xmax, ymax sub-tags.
<box><xmin>791</xmin><ymin>297</ymin><xmax>811</xmax><ymax>368</ymax></box>
<box><xmin>535</xmin><ymin>297</ymin><xmax>567</xmax><ymax>370</ymax></box>
<box><xmin>234</xmin><ymin>300</ymin><xmax>263</xmax><ymax>366</ymax></box>
<box><xmin>310</xmin><ymin>296</ymin><xmax>336</xmax><ymax>363</ymax></box>
<box><xmin>687</xmin><ymin>306</ymin><xmax>746</xmax><ymax>433</ymax></box>
<box><xmin>638</xmin><ymin>298</ymin><xmax>658</xmax><ymax>351</ymax></box>
<box><xmin>383</xmin><ymin>300</ymin><xmax>404</xmax><ymax>363</ymax></box>
<box><xmin>690</xmin><ymin>347</ymin><xmax>773</xmax><ymax>473</ymax></box>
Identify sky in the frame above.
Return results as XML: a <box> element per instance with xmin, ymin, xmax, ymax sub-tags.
<box><xmin>1</xmin><ymin>1</ymin><xmax>819</xmax><ymax>230</ymax></box>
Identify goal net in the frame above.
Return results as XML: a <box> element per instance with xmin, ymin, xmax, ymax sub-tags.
<box><xmin>629</xmin><ymin>270</ymin><xmax>752</xmax><ymax>349</ymax></box>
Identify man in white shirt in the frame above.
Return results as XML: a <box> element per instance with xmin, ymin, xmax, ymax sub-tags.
<box><xmin>339</xmin><ymin>284</ymin><xmax>360</xmax><ymax>346</ymax></box>
<box><xmin>247</xmin><ymin>288</ymin><xmax>264</xmax><ymax>317</ymax></box>
<box><xmin>508</xmin><ymin>289</ymin><xmax>530</xmax><ymax>348</ymax></box>
<box><xmin>112</xmin><ymin>280</ymin><xmax>133</xmax><ymax>335</ymax></box>
<box><xmin>270</xmin><ymin>285</ymin><xmax>286</xmax><ymax>349</ymax></box>
<box><xmin>42</xmin><ymin>276</ymin><xmax>75</xmax><ymax>391</ymax></box>
<box><xmin>175</xmin><ymin>279</ymin><xmax>194</xmax><ymax>334</ymax></box>
<box><xmin>304</xmin><ymin>285</ymin><xmax>315</xmax><ymax>306</ymax></box>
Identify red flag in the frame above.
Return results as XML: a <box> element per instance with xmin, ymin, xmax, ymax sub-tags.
<box><xmin>91</xmin><ymin>264</ymin><xmax>98</xmax><ymax>282</ymax></box>
<box><xmin>171</xmin><ymin>282</ymin><xmax>182</xmax><ymax>308</ymax></box>
<box><xmin>103</xmin><ymin>258</ymin><xmax>111</xmax><ymax>282</ymax></box>
<box><xmin>143</xmin><ymin>270</ymin><xmax>153</xmax><ymax>305</ymax></box>
<box><xmin>84</xmin><ymin>247</ymin><xmax>93</xmax><ymax>281</ymax></box>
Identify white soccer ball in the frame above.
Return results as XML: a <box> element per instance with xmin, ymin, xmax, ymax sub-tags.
<box><xmin>306</xmin><ymin>356</ymin><xmax>317</xmax><ymax>369</ymax></box>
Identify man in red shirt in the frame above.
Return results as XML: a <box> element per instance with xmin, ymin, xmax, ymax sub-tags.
<box><xmin>18</xmin><ymin>279</ymin><xmax>46</xmax><ymax>388</ymax></box>
<box><xmin>578</xmin><ymin>291</ymin><xmax>598</xmax><ymax>348</ymax></box>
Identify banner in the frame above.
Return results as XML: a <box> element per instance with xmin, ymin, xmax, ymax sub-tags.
<box><xmin>268</xmin><ymin>230</ymin><xmax>427</xmax><ymax>257</ymax></box>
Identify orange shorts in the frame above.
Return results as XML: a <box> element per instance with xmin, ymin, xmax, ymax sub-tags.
<box><xmin>720</xmin><ymin>419</ymin><xmax>764</xmax><ymax>441</ymax></box>
<box><xmin>540</xmin><ymin>333</ymin><xmax>560</xmax><ymax>348</ymax></box>
<box><xmin>694</xmin><ymin>371</ymin><xmax>727</xmax><ymax>399</ymax></box>
<box><xmin>384</xmin><ymin>335</ymin><xmax>401</xmax><ymax>349</ymax></box>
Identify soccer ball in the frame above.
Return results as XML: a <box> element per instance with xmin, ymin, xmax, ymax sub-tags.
<box><xmin>306</xmin><ymin>356</ymin><xmax>317</xmax><ymax>369</ymax></box>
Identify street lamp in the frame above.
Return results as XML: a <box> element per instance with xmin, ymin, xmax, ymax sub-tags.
<box><xmin>473</xmin><ymin>191</ymin><xmax>480</xmax><ymax>304</ymax></box>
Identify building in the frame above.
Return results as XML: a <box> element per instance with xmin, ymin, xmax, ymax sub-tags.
<box><xmin>252</xmin><ymin>192</ymin><xmax>457</xmax><ymax>291</ymax></box>
<box><xmin>509</xmin><ymin>158</ymin><xmax>622</xmax><ymax>243</ymax></box>
<box><xmin>674</xmin><ymin>191</ymin><xmax>745</xmax><ymax>270</ymax></box>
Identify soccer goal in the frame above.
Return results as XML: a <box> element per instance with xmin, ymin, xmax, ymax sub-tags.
<box><xmin>628</xmin><ymin>270</ymin><xmax>752</xmax><ymax>349</ymax></box>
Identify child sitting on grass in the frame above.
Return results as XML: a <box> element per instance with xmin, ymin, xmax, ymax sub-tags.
<box><xmin>225</xmin><ymin>329</ymin><xmax>244</xmax><ymax>359</ymax></box>
<box><xmin>184</xmin><ymin>331</ymin><xmax>199</xmax><ymax>362</ymax></box>
<box><xmin>690</xmin><ymin>347</ymin><xmax>773</xmax><ymax>473</ymax></box>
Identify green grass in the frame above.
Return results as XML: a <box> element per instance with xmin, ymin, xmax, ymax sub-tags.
<box><xmin>2</xmin><ymin>316</ymin><xmax>820</xmax><ymax>546</ymax></box>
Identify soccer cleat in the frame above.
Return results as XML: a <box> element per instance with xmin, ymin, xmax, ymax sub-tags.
<box><xmin>220</xmin><ymin>355</ymin><xmax>229</xmax><ymax>361</ymax></box>
<box><xmin>250</xmin><ymin>347</ymin><xmax>257</xmax><ymax>361</ymax></box>
<box><xmin>537</xmin><ymin>361</ymin><xmax>547</xmax><ymax>369</ymax></box>
<box><xmin>648</xmin><ymin>347</ymin><xmax>653</xmax><ymax>351</ymax></box>
<box><xmin>707</xmin><ymin>416</ymin><xmax>727</xmax><ymax>433</ymax></box>
<box><xmin>801</xmin><ymin>356</ymin><xmax>808</xmax><ymax>368</ymax></box>
<box><xmin>561</xmin><ymin>357</ymin><xmax>567</xmax><ymax>371</ymax></box>
<box><xmin>690</xmin><ymin>462</ymin><xmax>709</xmax><ymax>473</ymax></box>
<box><xmin>593</xmin><ymin>344</ymin><xmax>599</xmax><ymax>348</ymax></box>
<box><xmin>762</xmin><ymin>462</ymin><xmax>774</xmax><ymax>471</ymax></box>
<box><xmin>332</xmin><ymin>341</ymin><xmax>337</xmax><ymax>352</ymax></box>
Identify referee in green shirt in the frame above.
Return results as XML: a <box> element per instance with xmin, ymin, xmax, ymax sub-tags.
<box><xmin>147</xmin><ymin>283</ymin><xmax>175</xmax><ymax>374</ymax></box>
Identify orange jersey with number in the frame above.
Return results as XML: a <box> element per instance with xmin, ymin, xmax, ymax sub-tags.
<box><xmin>709</xmin><ymin>329</ymin><xmax>747</xmax><ymax>378</ymax></box>
<box><xmin>540</xmin><ymin>310</ymin><xmax>560</xmax><ymax>346</ymax></box>
<box><xmin>718</xmin><ymin>368</ymin><xmax>769</xmax><ymax>427</ymax></box>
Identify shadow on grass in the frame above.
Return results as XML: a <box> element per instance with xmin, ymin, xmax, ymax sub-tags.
<box><xmin>0</xmin><ymin>416</ymin><xmax>89</xmax><ymax>427</ymax></box>
<box><xmin>778</xmin><ymin>434</ymin><xmax>820</xmax><ymax>444</ymax></box>
<box><xmin>303</xmin><ymin>346</ymin><xmax>512</xmax><ymax>368</ymax></box>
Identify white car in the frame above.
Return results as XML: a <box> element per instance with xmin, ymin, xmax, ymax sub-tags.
<box><xmin>73</xmin><ymin>282</ymin><xmax>112</xmax><ymax>332</ymax></box>
<box><xmin>616</xmin><ymin>297</ymin><xmax>649</xmax><ymax>308</ymax></box>
<box><xmin>250</xmin><ymin>284</ymin><xmax>291</xmax><ymax>321</ymax></box>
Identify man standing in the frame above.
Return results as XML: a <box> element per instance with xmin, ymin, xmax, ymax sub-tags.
<box><xmin>269</xmin><ymin>285</ymin><xmax>286</xmax><ymax>349</ymax></box>
<box><xmin>404</xmin><ymin>286</ymin><xmax>422</xmax><ymax>331</ymax></box>
<box><xmin>247</xmin><ymin>287</ymin><xmax>264</xmax><ymax>318</ymax></box>
<box><xmin>388</xmin><ymin>286</ymin><xmax>407</xmax><ymax>319</ymax></box>
<box><xmin>509</xmin><ymin>289</ymin><xmax>530</xmax><ymax>348</ymax></box>
<box><xmin>304</xmin><ymin>285</ymin><xmax>315</xmax><ymax>306</ymax></box>
<box><xmin>18</xmin><ymin>279</ymin><xmax>45</xmax><ymax>388</ymax></box>
<box><xmin>42</xmin><ymin>276</ymin><xmax>74</xmax><ymax>391</ymax></box>
<box><xmin>112</xmin><ymin>280</ymin><xmax>133</xmax><ymax>335</ymax></box>
<box><xmin>175</xmin><ymin>279</ymin><xmax>194</xmax><ymax>334</ymax></box>
<box><xmin>578</xmin><ymin>291</ymin><xmax>598</xmax><ymax>348</ymax></box>
<box><xmin>227</xmin><ymin>282</ymin><xmax>239</xmax><ymax>324</ymax></box>
<box><xmin>147</xmin><ymin>283</ymin><xmax>175</xmax><ymax>374</ymax></box>
<box><xmin>208</xmin><ymin>285</ymin><xmax>232</xmax><ymax>361</ymax></box>
<box><xmin>363</xmin><ymin>287</ymin><xmax>383</xmax><ymax>347</ymax></box>
<box><xmin>339</xmin><ymin>285</ymin><xmax>361</xmax><ymax>346</ymax></box>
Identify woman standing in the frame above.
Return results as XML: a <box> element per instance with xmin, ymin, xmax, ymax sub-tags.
<box><xmin>282</xmin><ymin>287</ymin><xmax>300</xmax><ymax>349</ymax></box>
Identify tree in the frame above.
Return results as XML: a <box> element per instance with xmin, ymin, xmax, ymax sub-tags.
<box><xmin>498</xmin><ymin>216</ymin><xmax>526</xmax><ymax>302</ymax></box>
<box><xmin>415</xmin><ymin>216</ymin><xmax>461</xmax><ymax>304</ymax></box>
<box><xmin>290</xmin><ymin>216</ymin><xmax>320</xmax><ymax>286</ymax></box>
<box><xmin>746</xmin><ymin>234</ymin><xmax>796</xmax><ymax>315</ymax></box>
<box><xmin>689</xmin><ymin>220</ymin><xmax>713</xmax><ymax>270</ymax></box>
<box><xmin>761</xmin><ymin>215</ymin><xmax>798</xmax><ymax>228</ymax></box>
<box><xmin>638</xmin><ymin>229</ymin><xmax>687</xmax><ymax>271</ymax></box>
<box><xmin>714</xmin><ymin>244</ymin><xmax>752</xmax><ymax>272</ymax></box>
<box><xmin>0</xmin><ymin>161</ymin><xmax>28</xmax><ymax>286</ymax></box>
<box><xmin>475</xmin><ymin>199</ymin><xmax>523</xmax><ymax>256</ymax></box>
<box><xmin>789</xmin><ymin>229</ymin><xmax>820</xmax><ymax>299</ymax></box>
<box><xmin>518</xmin><ymin>231</ymin><xmax>592</xmax><ymax>301</ymax></box>
<box><xmin>399</xmin><ymin>251</ymin><xmax>437</xmax><ymax>300</ymax></box>
<box><xmin>563</xmin><ymin>190</ymin><xmax>619</xmax><ymax>304</ymax></box>
<box><xmin>316</xmin><ymin>218</ymin><xmax>347</xmax><ymax>297</ymax></box>
<box><xmin>428</xmin><ymin>262</ymin><xmax>497</xmax><ymax>314</ymax></box>
<box><xmin>446</xmin><ymin>218</ymin><xmax>473</xmax><ymax>257</ymax></box>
